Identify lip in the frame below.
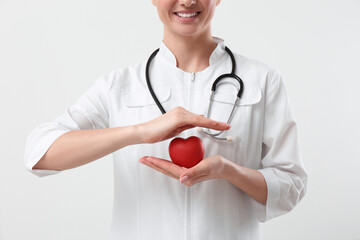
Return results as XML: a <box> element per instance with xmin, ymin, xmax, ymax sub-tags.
<box><xmin>173</xmin><ymin>10</ymin><xmax>201</xmax><ymax>23</ymax></box>
<box><xmin>174</xmin><ymin>10</ymin><xmax>200</xmax><ymax>14</ymax></box>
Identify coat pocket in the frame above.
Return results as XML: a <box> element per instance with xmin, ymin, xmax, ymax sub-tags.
<box><xmin>205</xmin><ymin>87</ymin><xmax>262</xmax><ymax>137</ymax></box>
<box><xmin>122</xmin><ymin>89</ymin><xmax>172</xmax><ymax>107</ymax></box>
<box><xmin>119</xmin><ymin>89</ymin><xmax>172</xmax><ymax>125</ymax></box>
<box><xmin>212</xmin><ymin>87</ymin><xmax>262</xmax><ymax>106</ymax></box>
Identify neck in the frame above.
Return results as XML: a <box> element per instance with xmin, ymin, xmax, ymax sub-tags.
<box><xmin>163</xmin><ymin>32</ymin><xmax>217</xmax><ymax>73</ymax></box>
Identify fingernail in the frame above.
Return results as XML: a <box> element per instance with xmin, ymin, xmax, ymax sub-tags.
<box><xmin>139</xmin><ymin>157</ymin><xmax>146</xmax><ymax>162</ymax></box>
<box><xmin>146</xmin><ymin>156</ymin><xmax>152</xmax><ymax>163</ymax></box>
<box><xmin>180</xmin><ymin>176</ymin><xmax>188</xmax><ymax>184</ymax></box>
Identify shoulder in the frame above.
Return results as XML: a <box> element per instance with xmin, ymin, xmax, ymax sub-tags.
<box><xmin>229</xmin><ymin>50</ymin><xmax>284</xmax><ymax>92</ymax></box>
<box><xmin>233</xmin><ymin>51</ymin><xmax>281</xmax><ymax>79</ymax></box>
<box><xmin>94</xmin><ymin>61</ymin><xmax>147</xmax><ymax>93</ymax></box>
<box><xmin>223</xmin><ymin>48</ymin><xmax>288</xmax><ymax>106</ymax></box>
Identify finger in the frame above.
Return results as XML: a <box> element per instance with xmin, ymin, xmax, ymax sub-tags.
<box><xmin>147</xmin><ymin>156</ymin><xmax>184</xmax><ymax>178</ymax></box>
<box><xmin>169</xmin><ymin>107</ymin><xmax>231</xmax><ymax>132</ymax></box>
<box><xmin>185</xmin><ymin>114</ymin><xmax>231</xmax><ymax>131</ymax></box>
<box><xmin>180</xmin><ymin>160</ymin><xmax>211</xmax><ymax>181</ymax></box>
<box><xmin>139</xmin><ymin>157</ymin><xmax>175</xmax><ymax>177</ymax></box>
<box><xmin>139</xmin><ymin>157</ymin><xmax>178</xmax><ymax>179</ymax></box>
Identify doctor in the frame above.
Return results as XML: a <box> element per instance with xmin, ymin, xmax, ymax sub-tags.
<box><xmin>25</xmin><ymin>0</ymin><xmax>307</xmax><ymax>239</ymax></box>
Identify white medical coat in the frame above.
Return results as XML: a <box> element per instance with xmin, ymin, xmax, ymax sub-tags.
<box><xmin>25</xmin><ymin>38</ymin><xmax>307</xmax><ymax>240</ymax></box>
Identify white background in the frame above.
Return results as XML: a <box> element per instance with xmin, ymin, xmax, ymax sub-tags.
<box><xmin>1</xmin><ymin>0</ymin><xmax>359</xmax><ymax>239</ymax></box>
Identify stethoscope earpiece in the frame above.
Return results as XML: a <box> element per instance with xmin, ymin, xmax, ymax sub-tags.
<box><xmin>196</xmin><ymin>127</ymin><xmax>203</xmax><ymax>133</ymax></box>
<box><xmin>196</xmin><ymin>127</ymin><xmax>235</xmax><ymax>142</ymax></box>
<box><xmin>226</xmin><ymin>136</ymin><xmax>234</xmax><ymax>142</ymax></box>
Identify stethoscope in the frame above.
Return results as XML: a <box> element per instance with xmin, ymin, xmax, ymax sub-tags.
<box><xmin>145</xmin><ymin>46</ymin><xmax>244</xmax><ymax>142</ymax></box>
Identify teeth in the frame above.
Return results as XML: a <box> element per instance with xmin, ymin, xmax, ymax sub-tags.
<box><xmin>176</xmin><ymin>12</ymin><xmax>198</xmax><ymax>18</ymax></box>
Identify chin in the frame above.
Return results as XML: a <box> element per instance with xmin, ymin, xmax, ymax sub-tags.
<box><xmin>172</xmin><ymin>27</ymin><xmax>204</xmax><ymax>38</ymax></box>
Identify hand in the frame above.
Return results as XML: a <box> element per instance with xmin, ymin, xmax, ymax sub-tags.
<box><xmin>136</xmin><ymin>106</ymin><xmax>230</xmax><ymax>144</ymax></box>
<box><xmin>138</xmin><ymin>155</ymin><xmax>227</xmax><ymax>186</ymax></box>
<box><xmin>139</xmin><ymin>155</ymin><xmax>268</xmax><ymax>205</ymax></box>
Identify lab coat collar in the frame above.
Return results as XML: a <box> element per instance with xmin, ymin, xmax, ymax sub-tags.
<box><xmin>158</xmin><ymin>37</ymin><xmax>226</xmax><ymax>68</ymax></box>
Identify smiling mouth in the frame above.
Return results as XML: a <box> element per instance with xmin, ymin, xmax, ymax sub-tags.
<box><xmin>175</xmin><ymin>12</ymin><xmax>200</xmax><ymax>18</ymax></box>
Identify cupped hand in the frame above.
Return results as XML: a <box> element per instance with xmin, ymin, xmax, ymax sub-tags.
<box><xmin>136</xmin><ymin>107</ymin><xmax>230</xmax><ymax>144</ymax></box>
<box><xmin>138</xmin><ymin>156</ymin><xmax>187</xmax><ymax>180</ymax></box>
<box><xmin>138</xmin><ymin>155</ymin><xmax>227</xmax><ymax>186</ymax></box>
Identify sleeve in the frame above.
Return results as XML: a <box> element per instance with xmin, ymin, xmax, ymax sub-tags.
<box><xmin>251</xmin><ymin>70</ymin><xmax>308</xmax><ymax>222</ymax></box>
<box><xmin>24</xmin><ymin>72</ymin><xmax>114</xmax><ymax>177</ymax></box>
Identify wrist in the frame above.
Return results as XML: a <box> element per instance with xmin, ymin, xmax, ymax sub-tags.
<box><xmin>221</xmin><ymin>158</ymin><xmax>242</xmax><ymax>181</ymax></box>
<box><xmin>130</xmin><ymin>124</ymin><xmax>145</xmax><ymax>145</ymax></box>
<box><xmin>114</xmin><ymin>125</ymin><xmax>144</xmax><ymax>147</ymax></box>
<box><xmin>219</xmin><ymin>156</ymin><xmax>234</xmax><ymax>180</ymax></box>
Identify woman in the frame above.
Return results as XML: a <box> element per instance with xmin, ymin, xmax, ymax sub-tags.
<box><xmin>25</xmin><ymin>0</ymin><xmax>307</xmax><ymax>239</ymax></box>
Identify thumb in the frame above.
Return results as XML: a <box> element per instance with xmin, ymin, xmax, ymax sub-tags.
<box><xmin>179</xmin><ymin>164</ymin><xmax>206</xmax><ymax>184</ymax></box>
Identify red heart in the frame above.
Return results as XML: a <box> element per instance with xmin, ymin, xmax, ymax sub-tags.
<box><xmin>169</xmin><ymin>136</ymin><xmax>205</xmax><ymax>168</ymax></box>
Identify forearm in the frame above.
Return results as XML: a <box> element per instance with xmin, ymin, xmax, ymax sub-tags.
<box><xmin>33</xmin><ymin>125</ymin><xmax>141</xmax><ymax>171</ymax></box>
<box><xmin>222</xmin><ymin>160</ymin><xmax>268</xmax><ymax>205</ymax></box>
<box><xmin>32</xmin><ymin>107</ymin><xmax>230</xmax><ymax>172</ymax></box>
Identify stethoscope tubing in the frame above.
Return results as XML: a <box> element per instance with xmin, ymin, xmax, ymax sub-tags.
<box><xmin>145</xmin><ymin>48</ymin><xmax>165</xmax><ymax>114</ymax></box>
<box><xmin>145</xmin><ymin>46</ymin><xmax>244</xmax><ymax>141</ymax></box>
